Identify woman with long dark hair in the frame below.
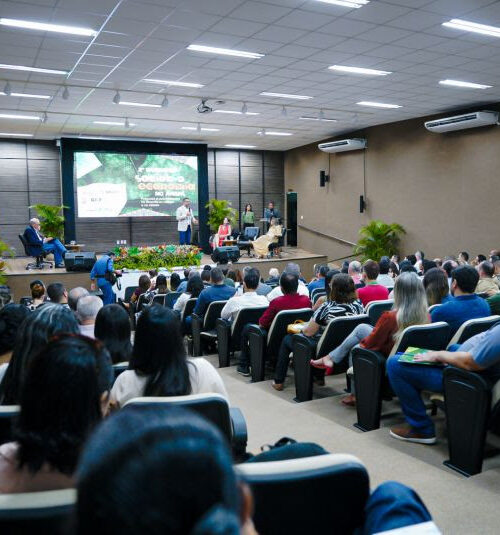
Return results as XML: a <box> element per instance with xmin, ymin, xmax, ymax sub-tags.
<box><xmin>423</xmin><ymin>267</ymin><xmax>450</xmax><ymax>306</ymax></box>
<box><xmin>0</xmin><ymin>335</ymin><xmax>113</xmax><ymax>493</ymax></box>
<box><xmin>110</xmin><ymin>306</ymin><xmax>227</xmax><ymax>407</ymax></box>
<box><xmin>241</xmin><ymin>203</ymin><xmax>255</xmax><ymax>230</ymax></box>
<box><xmin>0</xmin><ymin>304</ymin><xmax>80</xmax><ymax>405</ymax></box>
<box><xmin>95</xmin><ymin>304</ymin><xmax>133</xmax><ymax>364</ymax></box>
<box><xmin>173</xmin><ymin>274</ymin><xmax>204</xmax><ymax>315</ymax></box>
<box><xmin>0</xmin><ymin>304</ymin><xmax>31</xmax><ymax>382</ymax></box>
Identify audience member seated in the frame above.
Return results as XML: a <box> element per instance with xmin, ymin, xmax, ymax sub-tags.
<box><xmin>487</xmin><ymin>291</ymin><xmax>500</xmax><ymax>316</ymax></box>
<box><xmin>131</xmin><ymin>274</ymin><xmax>151</xmax><ymax>305</ymax></box>
<box><xmin>46</xmin><ymin>282</ymin><xmax>69</xmax><ymax>307</ymax></box>
<box><xmin>169</xmin><ymin>272</ymin><xmax>181</xmax><ymax>292</ymax></box>
<box><xmin>95</xmin><ymin>304</ymin><xmax>133</xmax><ymax>364</ymax></box>
<box><xmin>265</xmin><ymin>267</ymin><xmax>280</xmax><ymax>285</ymax></box>
<box><xmin>77</xmin><ymin>295</ymin><xmax>103</xmax><ymax>339</ymax></box>
<box><xmin>357</xmin><ymin>260</ymin><xmax>389</xmax><ymax>307</ymax></box>
<box><xmin>433</xmin><ymin>258</ymin><xmax>443</xmax><ymax>268</ymax></box>
<box><xmin>176</xmin><ymin>268</ymin><xmax>191</xmax><ymax>293</ymax></box>
<box><xmin>308</xmin><ymin>265</ymin><xmax>328</xmax><ymax>294</ymax></box>
<box><xmin>312</xmin><ymin>269</ymin><xmax>340</xmax><ymax>311</ymax></box>
<box><xmin>390</xmin><ymin>254</ymin><xmax>400</xmax><ymax>270</ymax></box>
<box><xmin>348</xmin><ymin>260</ymin><xmax>364</xmax><ymax>288</ymax></box>
<box><xmin>237</xmin><ymin>273</ymin><xmax>311</xmax><ymax>376</ymax></box>
<box><xmin>458</xmin><ymin>251</ymin><xmax>469</xmax><ymax>265</ymax></box>
<box><xmin>266</xmin><ymin>263</ymin><xmax>310</xmax><ymax>301</ymax></box>
<box><xmin>273</xmin><ymin>273</ymin><xmax>363</xmax><ymax>391</ymax></box>
<box><xmin>110</xmin><ymin>307</ymin><xmax>228</xmax><ymax>407</ymax></box>
<box><xmin>144</xmin><ymin>274</ymin><xmax>168</xmax><ymax>304</ymax></box>
<box><xmin>23</xmin><ymin>217</ymin><xmax>67</xmax><ymax>268</ymax></box>
<box><xmin>29</xmin><ymin>279</ymin><xmax>46</xmax><ymax>310</ymax></box>
<box><xmin>389</xmin><ymin>261</ymin><xmax>399</xmax><ymax>278</ymax></box>
<box><xmin>221</xmin><ymin>268</ymin><xmax>268</xmax><ymax>323</ymax></box>
<box><xmin>474</xmin><ymin>254</ymin><xmax>487</xmax><ymax>266</ymax></box>
<box><xmin>0</xmin><ymin>335</ymin><xmax>113</xmax><ymax>493</ymax></box>
<box><xmin>431</xmin><ymin>265</ymin><xmax>490</xmax><ymax>336</ymax></box>
<box><xmin>189</xmin><ymin>268</ymin><xmax>236</xmax><ymax>324</ymax></box>
<box><xmin>421</xmin><ymin>259</ymin><xmax>437</xmax><ymax>274</ymax></box>
<box><xmin>201</xmin><ymin>269</ymin><xmax>211</xmax><ymax>287</ymax></box>
<box><xmin>423</xmin><ymin>267</ymin><xmax>450</xmax><ymax>306</ymax></box>
<box><xmin>0</xmin><ymin>304</ymin><xmax>79</xmax><ymax>405</ymax></box>
<box><xmin>405</xmin><ymin>254</ymin><xmax>417</xmax><ymax>267</ymax></box>
<box><xmin>173</xmin><ymin>274</ymin><xmax>204</xmax><ymax>315</ymax></box>
<box><xmin>312</xmin><ymin>272</ymin><xmax>428</xmax><ymax>406</ymax></box>
<box><xmin>0</xmin><ymin>304</ymin><xmax>30</xmax><ymax>382</ymax></box>
<box><xmin>387</xmin><ymin>321</ymin><xmax>500</xmax><ymax>445</ymax></box>
<box><xmin>442</xmin><ymin>259</ymin><xmax>458</xmax><ymax>287</ymax></box>
<box><xmin>399</xmin><ymin>260</ymin><xmax>417</xmax><ymax>274</ymax></box>
<box><xmin>239</xmin><ymin>266</ymin><xmax>271</xmax><ymax>297</ymax></box>
<box><xmin>414</xmin><ymin>250</ymin><xmax>424</xmax><ymax>274</ymax></box>
<box><xmin>475</xmin><ymin>261</ymin><xmax>500</xmax><ymax>295</ymax></box>
<box><xmin>148</xmin><ymin>269</ymin><xmax>158</xmax><ymax>288</ymax></box>
<box><xmin>377</xmin><ymin>257</ymin><xmax>394</xmax><ymax>288</ymax></box>
<box><xmin>68</xmin><ymin>286</ymin><xmax>89</xmax><ymax>312</ymax></box>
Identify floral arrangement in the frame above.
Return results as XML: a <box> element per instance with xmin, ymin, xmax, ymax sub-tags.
<box><xmin>113</xmin><ymin>244</ymin><xmax>203</xmax><ymax>271</ymax></box>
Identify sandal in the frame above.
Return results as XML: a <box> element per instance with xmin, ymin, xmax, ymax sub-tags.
<box><xmin>310</xmin><ymin>357</ymin><xmax>333</xmax><ymax>370</ymax></box>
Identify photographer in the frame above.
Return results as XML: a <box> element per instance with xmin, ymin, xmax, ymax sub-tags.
<box><xmin>90</xmin><ymin>252</ymin><xmax>122</xmax><ymax>305</ymax></box>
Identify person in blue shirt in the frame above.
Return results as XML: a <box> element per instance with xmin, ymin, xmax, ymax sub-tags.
<box><xmin>24</xmin><ymin>218</ymin><xmax>67</xmax><ymax>267</ymax></box>
<box><xmin>307</xmin><ymin>265</ymin><xmax>328</xmax><ymax>295</ymax></box>
<box><xmin>430</xmin><ymin>265</ymin><xmax>490</xmax><ymax>336</ymax></box>
<box><xmin>90</xmin><ymin>252</ymin><xmax>121</xmax><ymax>305</ymax></box>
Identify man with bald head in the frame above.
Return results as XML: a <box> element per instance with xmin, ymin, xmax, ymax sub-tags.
<box><xmin>24</xmin><ymin>217</ymin><xmax>67</xmax><ymax>268</ymax></box>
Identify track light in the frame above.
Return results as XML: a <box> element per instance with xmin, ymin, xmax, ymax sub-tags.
<box><xmin>319</xmin><ymin>109</ymin><xmax>325</xmax><ymax>120</ymax></box>
<box><xmin>62</xmin><ymin>86</ymin><xmax>69</xmax><ymax>100</ymax></box>
<box><xmin>41</xmin><ymin>112</ymin><xmax>48</xmax><ymax>123</ymax></box>
<box><xmin>125</xmin><ymin>117</ymin><xmax>130</xmax><ymax>128</ymax></box>
<box><xmin>161</xmin><ymin>95</ymin><xmax>169</xmax><ymax>108</ymax></box>
<box><xmin>112</xmin><ymin>90</ymin><xmax>121</xmax><ymax>104</ymax></box>
<box><xmin>281</xmin><ymin>105</ymin><xmax>287</xmax><ymax>117</ymax></box>
<box><xmin>3</xmin><ymin>81</ymin><xmax>11</xmax><ymax>96</ymax></box>
<box><xmin>241</xmin><ymin>102</ymin><xmax>248</xmax><ymax>114</ymax></box>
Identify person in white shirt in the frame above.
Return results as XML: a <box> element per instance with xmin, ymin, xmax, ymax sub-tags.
<box><xmin>221</xmin><ymin>268</ymin><xmax>268</xmax><ymax>322</ymax></box>
<box><xmin>111</xmin><ymin>306</ymin><xmax>228</xmax><ymax>408</ymax></box>
<box><xmin>377</xmin><ymin>257</ymin><xmax>395</xmax><ymax>288</ymax></box>
<box><xmin>175</xmin><ymin>198</ymin><xmax>198</xmax><ymax>245</ymax></box>
<box><xmin>266</xmin><ymin>262</ymin><xmax>309</xmax><ymax>302</ymax></box>
<box><xmin>77</xmin><ymin>295</ymin><xmax>103</xmax><ymax>339</ymax></box>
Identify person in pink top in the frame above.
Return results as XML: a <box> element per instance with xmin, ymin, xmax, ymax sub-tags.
<box><xmin>357</xmin><ymin>260</ymin><xmax>390</xmax><ymax>307</ymax></box>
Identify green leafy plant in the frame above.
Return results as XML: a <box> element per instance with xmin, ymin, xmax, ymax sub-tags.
<box><xmin>205</xmin><ymin>199</ymin><xmax>238</xmax><ymax>232</ymax></box>
<box><xmin>354</xmin><ymin>220</ymin><xmax>406</xmax><ymax>262</ymax></box>
<box><xmin>113</xmin><ymin>244</ymin><xmax>203</xmax><ymax>271</ymax></box>
<box><xmin>0</xmin><ymin>238</ymin><xmax>14</xmax><ymax>285</ymax></box>
<box><xmin>30</xmin><ymin>204</ymin><xmax>67</xmax><ymax>241</ymax></box>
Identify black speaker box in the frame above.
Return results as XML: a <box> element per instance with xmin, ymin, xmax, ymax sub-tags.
<box><xmin>64</xmin><ymin>252</ymin><xmax>97</xmax><ymax>272</ymax></box>
<box><xmin>211</xmin><ymin>246</ymin><xmax>240</xmax><ymax>264</ymax></box>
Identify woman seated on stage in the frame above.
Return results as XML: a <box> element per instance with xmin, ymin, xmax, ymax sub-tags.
<box><xmin>251</xmin><ymin>217</ymin><xmax>283</xmax><ymax>259</ymax></box>
<box><xmin>213</xmin><ymin>217</ymin><xmax>232</xmax><ymax>249</ymax></box>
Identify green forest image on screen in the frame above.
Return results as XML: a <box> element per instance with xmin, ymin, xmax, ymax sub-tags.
<box><xmin>75</xmin><ymin>152</ymin><xmax>199</xmax><ymax>217</ymax></box>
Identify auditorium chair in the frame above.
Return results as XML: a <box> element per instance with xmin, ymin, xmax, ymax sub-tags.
<box><xmin>191</xmin><ymin>300</ymin><xmax>228</xmax><ymax>357</ymax></box>
<box><xmin>0</xmin><ymin>488</ymin><xmax>76</xmax><ymax>535</ymax></box>
<box><xmin>237</xmin><ymin>226</ymin><xmax>260</xmax><ymax>256</ymax></box>
<box><xmin>165</xmin><ymin>291</ymin><xmax>181</xmax><ymax>309</ymax></box>
<box><xmin>352</xmin><ymin>322</ymin><xmax>451</xmax><ymax>432</ymax></box>
<box><xmin>18</xmin><ymin>234</ymin><xmax>53</xmax><ymax>270</ymax></box>
<box><xmin>112</xmin><ymin>362</ymin><xmax>129</xmax><ymax>380</ymax></box>
<box><xmin>136</xmin><ymin>293</ymin><xmax>149</xmax><ymax>313</ymax></box>
<box><xmin>216</xmin><ymin>306</ymin><xmax>269</xmax><ymax>368</ymax></box>
<box><xmin>247</xmin><ymin>308</ymin><xmax>313</xmax><ymax>382</ymax></box>
<box><xmin>446</xmin><ymin>315</ymin><xmax>500</xmax><ymax>347</ymax></box>
<box><xmin>364</xmin><ymin>299</ymin><xmax>394</xmax><ymax>326</ymax></box>
<box><xmin>124</xmin><ymin>393</ymin><xmax>248</xmax><ymax>459</ymax></box>
<box><xmin>236</xmin><ymin>454</ymin><xmax>369</xmax><ymax>535</ymax></box>
<box><xmin>123</xmin><ymin>286</ymin><xmax>138</xmax><ymax>303</ymax></box>
<box><xmin>310</xmin><ymin>287</ymin><xmax>326</xmax><ymax>303</ymax></box>
<box><xmin>428</xmin><ymin>304</ymin><xmax>442</xmax><ymax>313</ymax></box>
<box><xmin>0</xmin><ymin>405</ymin><xmax>19</xmax><ymax>445</ymax></box>
<box><xmin>181</xmin><ymin>297</ymin><xmax>197</xmax><ymax>336</ymax></box>
<box><xmin>152</xmin><ymin>293</ymin><xmax>166</xmax><ymax>306</ymax></box>
<box><xmin>293</xmin><ymin>315</ymin><xmax>371</xmax><ymax>402</ymax></box>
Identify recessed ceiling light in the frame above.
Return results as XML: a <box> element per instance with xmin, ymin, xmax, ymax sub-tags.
<box><xmin>329</xmin><ymin>65</ymin><xmax>391</xmax><ymax>76</ymax></box>
<box><xmin>315</xmin><ymin>0</ymin><xmax>369</xmax><ymax>8</ymax></box>
<box><xmin>0</xmin><ymin>132</ymin><xmax>33</xmax><ymax>137</ymax></box>
<box><xmin>299</xmin><ymin>116</ymin><xmax>337</xmax><ymax>122</ymax></box>
<box><xmin>0</xmin><ymin>91</ymin><xmax>51</xmax><ymax>99</ymax></box>
<box><xmin>187</xmin><ymin>44</ymin><xmax>264</xmax><ymax>59</ymax></box>
<box><xmin>0</xmin><ymin>113</ymin><xmax>40</xmax><ymax>120</ymax></box>
<box><xmin>119</xmin><ymin>101</ymin><xmax>161</xmax><ymax>108</ymax></box>
<box><xmin>260</xmin><ymin>92</ymin><xmax>312</xmax><ymax>100</ymax></box>
<box><xmin>357</xmin><ymin>101</ymin><xmax>401</xmax><ymax>109</ymax></box>
<box><xmin>0</xmin><ymin>18</ymin><xmax>97</xmax><ymax>36</ymax></box>
<box><xmin>0</xmin><ymin>63</ymin><xmax>67</xmax><ymax>75</ymax></box>
<box><xmin>439</xmin><ymin>79</ymin><xmax>492</xmax><ymax>89</ymax></box>
<box><xmin>142</xmin><ymin>78</ymin><xmax>204</xmax><ymax>88</ymax></box>
<box><xmin>214</xmin><ymin>110</ymin><xmax>260</xmax><ymax>115</ymax></box>
<box><xmin>442</xmin><ymin>19</ymin><xmax>500</xmax><ymax>38</ymax></box>
<box><xmin>93</xmin><ymin>121</ymin><xmax>136</xmax><ymax>126</ymax></box>
<box><xmin>182</xmin><ymin>126</ymin><xmax>220</xmax><ymax>131</ymax></box>
<box><xmin>225</xmin><ymin>144</ymin><xmax>257</xmax><ymax>149</ymax></box>
<box><xmin>257</xmin><ymin>130</ymin><xmax>293</xmax><ymax>136</ymax></box>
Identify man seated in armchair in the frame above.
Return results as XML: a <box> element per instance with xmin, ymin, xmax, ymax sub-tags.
<box><xmin>24</xmin><ymin>218</ymin><xmax>67</xmax><ymax>268</ymax></box>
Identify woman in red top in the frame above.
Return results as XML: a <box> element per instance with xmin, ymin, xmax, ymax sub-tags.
<box><xmin>311</xmin><ymin>272</ymin><xmax>429</xmax><ymax>405</ymax></box>
<box><xmin>216</xmin><ymin>217</ymin><xmax>232</xmax><ymax>247</ymax></box>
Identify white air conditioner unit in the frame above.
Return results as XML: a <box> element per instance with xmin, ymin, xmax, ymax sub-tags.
<box><xmin>425</xmin><ymin>111</ymin><xmax>498</xmax><ymax>133</ymax></box>
<box><xmin>318</xmin><ymin>138</ymin><xmax>367</xmax><ymax>153</ymax></box>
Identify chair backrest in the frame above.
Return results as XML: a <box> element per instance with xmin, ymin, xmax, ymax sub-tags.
<box><xmin>18</xmin><ymin>234</ymin><xmax>35</xmax><ymax>257</ymax></box>
<box><xmin>124</xmin><ymin>286</ymin><xmax>138</xmax><ymax>303</ymax></box>
<box><xmin>447</xmin><ymin>315</ymin><xmax>500</xmax><ymax>347</ymax></box>
<box><xmin>0</xmin><ymin>405</ymin><xmax>19</xmax><ymax>445</ymax></box>
<box><xmin>181</xmin><ymin>297</ymin><xmax>198</xmax><ymax>323</ymax></box>
<box><xmin>165</xmin><ymin>292</ymin><xmax>181</xmax><ymax>309</ymax></box>
<box><xmin>364</xmin><ymin>299</ymin><xmax>394</xmax><ymax>326</ymax></box>
<box><xmin>124</xmin><ymin>393</ymin><xmax>232</xmax><ymax>444</ymax></box>
<box><xmin>236</xmin><ymin>454</ymin><xmax>369</xmax><ymax>535</ymax></box>
<box><xmin>202</xmin><ymin>300</ymin><xmax>227</xmax><ymax>330</ymax></box>
<box><xmin>0</xmin><ymin>488</ymin><xmax>76</xmax><ymax>534</ymax></box>
<box><xmin>267</xmin><ymin>308</ymin><xmax>313</xmax><ymax>355</ymax></box>
<box><xmin>136</xmin><ymin>293</ymin><xmax>149</xmax><ymax>313</ymax></box>
<box><xmin>428</xmin><ymin>303</ymin><xmax>442</xmax><ymax>313</ymax></box>
<box><xmin>278</xmin><ymin>227</ymin><xmax>287</xmax><ymax>246</ymax></box>
<box><xmin>244</xmin><ymin>226</ymin><xmax>260</xmax><ymax>240</ymax></box>
<box><xmin>310</xmin><ymin>287</ymin><xmax>326</xmax><ymax>300</ymax></box>
<box><xmin>316</xmin><ymin>315</ymin><xmax>371</xmax><ymax>357</ymax></box>
<box><xmin>230</xmin><ymin>306</ymin><xmax>269</xmax><ymax>339</ymax></box>
<box><xmin>390</xmin><ymin>321</ymin><xmax>451</xmax><ymax>357</ymax></box>
<box><xmin>112</xmin><ymin>362</ymin><xmax>129</xmax><ymax>380</ymax></box>
<box><xmin>152</xmin><ymin>293</ymin><xmax>166</xmax><ymax>306</ymax></box>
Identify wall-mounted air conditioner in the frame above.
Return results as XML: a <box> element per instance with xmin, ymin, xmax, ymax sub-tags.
<box><xmin>425</xmin><ymin>111</ymin><xmax>498</xmax><ymax>133</ymax></box>
<box><xmin>318</xmin><ymin>138</ymin><xmax>367</xmax><ymax>153</ymax></box>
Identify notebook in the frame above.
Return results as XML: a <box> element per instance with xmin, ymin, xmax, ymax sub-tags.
<box><xmin>397</xmin><ymin>347</ymin><xmax>443</xmax><ymax>366</ymax></box>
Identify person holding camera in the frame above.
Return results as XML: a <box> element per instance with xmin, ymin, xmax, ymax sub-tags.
<box><xmin>90</xmin><ymin>252</ymin><xmax>122</xmax><ymax>305</ymax></box>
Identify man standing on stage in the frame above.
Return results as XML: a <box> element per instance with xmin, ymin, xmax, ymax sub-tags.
<box><xmin>264</xmin><ymin>200</ymin><xmax>280</xmax><ymax>229</ymax></box>
<box><xmin>176</xmin><ymin>197</ymin><xmax>198</xmax><ymax>245</ymax></box>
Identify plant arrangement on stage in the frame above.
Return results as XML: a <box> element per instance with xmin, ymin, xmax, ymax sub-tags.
<box><xmin>354</xmin><ymin>220</ymin><xmax>406</xmax><ymax>262</ymax></box>
<box><xmin>113</xmin><ymin>244</ymin><xmax>203</xmax><ymax>270</ymax></box>
<box><xmin>205</xmin><ymin>199</ymin><xmax>238</xmax><ymax>232</ymax></box>
<box><xmin>0</xmin><ymin>238</ymin><xmax>14</xmax><ymax>285</ymax></box>
<box><xmin>30</xmin><ymin>204</ymin><xmax>66</xmax><ymax>241</ymax></box>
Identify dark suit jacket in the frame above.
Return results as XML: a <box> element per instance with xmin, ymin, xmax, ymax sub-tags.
<box><xmin>24</xmin><ymin>226</ymin><xmax>44</xmax><ymax>257</ymax></box>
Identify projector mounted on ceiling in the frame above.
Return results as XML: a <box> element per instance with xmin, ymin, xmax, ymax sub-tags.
<box><xmin>318</xmin><ymin>138</ymin><xmax>367</xmax><ymax>153</ymax></box>
<box><xmin>425</xmin><ymin>110</ymin><xmax>498</xmax><ymax>133</ymax></box>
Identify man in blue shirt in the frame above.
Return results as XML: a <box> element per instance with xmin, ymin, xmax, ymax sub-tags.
<box><xmin>90</xmin><ymin>252</ymin><xmax>121</xmax><ymax>305</ymax></box>
<box><xmin>431</xmin><ymin>265</ymin><xmax>490</xmax><ymax>335</ymax></box>
<box><xmin>24</xmin><ymin>218</ymin><xmax>67</xmax><ymax>267</ymax></box>
<box><xmin>307</xmin><ymin>265</ymin><xmax>328</xmax><ymax>295</ymax></box>
<box><xmin>387</xmin><ymin>321</ymin><xmax>500</xmax><ymax>445</ymax></box>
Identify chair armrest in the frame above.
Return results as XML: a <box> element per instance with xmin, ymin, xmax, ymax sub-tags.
<box><xmin>247</xmin><ymin>324</ymin><xmax>268</xmax><ymax>382</ymax></box>
<box><xmin>229</xmin><ymin>407</ymin><xmax>248</xmax><ymax>458</ymax></box>
<box><xmin>247</xmin><ymin>324</ymin><xmax>267</xmax><ymax>338</ymax></box>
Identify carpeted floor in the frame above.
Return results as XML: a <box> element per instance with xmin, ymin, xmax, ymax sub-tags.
<box><xmin>202</xmin><ymin>353</ymin><xmax>500</xmax><ymax>534</ymax></box>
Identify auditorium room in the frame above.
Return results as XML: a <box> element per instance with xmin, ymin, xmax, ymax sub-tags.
<box><xmin>1</xmin><ymin>0</ymin><xmax>500</xmax><ymax>533</ymax></box>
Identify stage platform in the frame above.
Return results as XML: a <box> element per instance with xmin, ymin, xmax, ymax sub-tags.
<box><xmin>4</xmin><ymin>247</ymin><xmax>327</xmax><ymax>301</ymax></box>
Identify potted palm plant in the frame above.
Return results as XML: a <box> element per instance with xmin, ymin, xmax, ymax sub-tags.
<box><xmin>30</xmin><ymin>204</ymin><xmax>66</xmax><ymax>241</ymax></box>
<box><xmin>0</xmin><ymin>238</ymin><xmax>13</xmax><ymax>285</ymax></box>
<box><xmin>205</xmin><ymin>199</ymin><xmax>238</xmax><ymax>232</ymax></box>
<box><xmin>354</xmin><ymin>220</ymin><xmax>406</xmax><ymax>262</ymax></box>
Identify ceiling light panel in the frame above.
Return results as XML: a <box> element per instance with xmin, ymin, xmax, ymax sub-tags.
<box><xmin>182</xmin><ymin>126</ymin><xmax>220</xmax><ymax>131</ymax></box>
<box><xmin>442</xmin><ymin>19</ymin><xmax>500</xmax><ymax>38</ymax></box>
<box><xmin>439</xmin><ymin>79</ymin><xmax>492</xmax><ymax>89</ymax></box>
<box><xmin>258</xmin><ymin>130</ymin><xmax>293</xmax><ymax>136</ymax></box>
<box><xmin>315</xmin><ymin>0</ymin><xmax>369</xmax><ymax>8</ymax></box>
<box><xmin>0</xmin><ymin>113</ymin><xmax>40</xmax><ymax>120</ymax></box>
<box><xmin>0</xmin><ymin>132</ymin><xmax>33</xmax><ymax>137</ymax></box>
<box><xmin>214</xmin><ymin>110</ymin><xmax>260</xmax><ymax>115</ymax></box>
<box><xmin>225</xmin><ymin>144</ymin><xmax>257</xmax><ymax>148</ymax></box>
<box><xmin>143</xmin><ymin>78</ymin><xmax>204</xmax><ymax>88</ymax></box>
<box><xmin>329</xmin><ymin>65</ymin><xmax>391</xmax><ymax>76</ymax></box>
<box><xmin>0</xmin><ymin>92</ymin><xmax>51</xmax><ymax>99</ymax></box>
<box><xmin>357</xmin><ymin>101</ymin><xmax>401</xmax><ymax>109</ymax></box>
<box><xmin>93</xmin><ymin>121</ymin><xmax>136</xmax><ymax>126</ymax></box>
<box><xmin>119</xmin><ymin>101</ymin><xmax>161</xmax><ymax>108</ymax></box>
<box><xmin>0</xmin><ymin>18</ymin><xmax>97</xmax><ymax>36</ymax></box>
<box><xmin>187</xmin><ymin>44</ymin><xmax>264</xmax><ymax>59</ymax></box>
<box><xmin>0</xmin><ymin>64</ymin><xmax>67</xmax><ymax>75</ymax></box>
<box><xmin>260</xmin><ymin>92</ymin><xmax>313</xmax><ymax>100</ymax></box>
